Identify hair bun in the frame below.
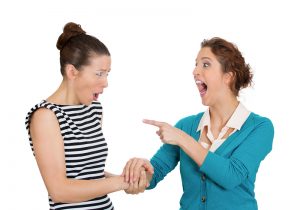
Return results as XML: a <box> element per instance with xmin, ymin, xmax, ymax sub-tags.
<box><xmin>56</xmin><ymin>22</ymin><xmax>86</xmax><ymax>50</ymax></box>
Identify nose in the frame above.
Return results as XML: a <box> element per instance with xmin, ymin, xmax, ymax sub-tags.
<box><xmin>193</xmin><ymin>66</ymin><xmax>201</xmax><ymax>76</ymax></box>
<box><xmin>101</xmin><ymin>77</ymin><xmax>108</xmax><ymax>88</ymax></box>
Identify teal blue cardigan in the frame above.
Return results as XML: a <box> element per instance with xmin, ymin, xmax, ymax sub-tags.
<box><xmin>147</xmin><ymin>112</ymin><xmax>274</xmax><ymax>210</ymax></box>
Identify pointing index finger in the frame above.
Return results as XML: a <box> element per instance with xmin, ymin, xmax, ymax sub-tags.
<box><xmin>143</xmin><ymin>119</ymin><xmax>164</xmax><ymax>127</ymax></box>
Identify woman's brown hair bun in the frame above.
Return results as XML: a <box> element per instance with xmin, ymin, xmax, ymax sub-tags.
<box><xmin>56</xmin><ymin>22</ymin><xmax>110</xmax><ymax>76</ymax></box>
<box><xmin>56</xmin><ymin>22</ymin><xmax>86</xmax><ymax>50</ymax></box>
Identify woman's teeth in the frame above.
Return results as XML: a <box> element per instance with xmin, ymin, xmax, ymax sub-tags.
<box><xmin>196</xmin><ymin>80</ymin><xmax>207</xmax><ymax>87</ymax></box>
<box><xmin>195</xmin><ymin>80</ymin><xmax>204</xmax><ymax>84</ymax></box>
<box><xmin>195</xmin><ymin>80</ymin><xmax>207</xmax><ymax>96</ymax></box>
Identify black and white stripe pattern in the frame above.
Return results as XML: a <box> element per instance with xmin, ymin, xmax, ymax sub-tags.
<box><xmin>25</xmin><ymin>100</ymin><xmax>113</xmax><ymax>210</ymax></box>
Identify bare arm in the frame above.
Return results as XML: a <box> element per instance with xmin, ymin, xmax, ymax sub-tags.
<box><xmin>30</xmin><ymin>108</ymin><xmax>129</xmax><ymax>203</ymax></box>
<box><xmin>105</xmin><ymin>171</ymin><xmax>117</xmax><ymax>178</ymax></box>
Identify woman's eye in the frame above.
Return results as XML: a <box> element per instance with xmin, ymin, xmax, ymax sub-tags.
<box><xmin>203</xmin><ymin>63</ymin><xmax>209</xmax><ymax>68</ymax></box>
<box><xmin>96</xmin><ymin>72</ymin><xmax>108</xmax><ymax>77</ymax></box>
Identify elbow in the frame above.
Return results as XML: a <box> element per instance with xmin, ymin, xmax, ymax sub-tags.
<box><xmin>49</xmin><ymin>190</ymin><xmax>70</xmax><ymax>203</ymax></box>
<box><xmin>218</xmin><ymin>173</ymin><xmax>248</xmax><ymax>190</ymax></box>
<box><xmin>51</xmin><ymin>196</ymin><xmax>63</xmax><ymax>203</ymax></box>
<box><xmin>218</xmin><ymin>181</ymin><xmax>240</xmax><ymax>190</ymax></box>
<box><xmin>219</xmin><ymin>160</ymin><xmax>250</xmax><ymax>190</ymax></box>
<box><xmin>50</xmin><ymin>191</ymin><xmax>80</xmax><ymax>203</ymax></box>
<box><xmin>47</xmin><ymin>183</ymin><xmax>75</xmax><ymax>203</ymax></box>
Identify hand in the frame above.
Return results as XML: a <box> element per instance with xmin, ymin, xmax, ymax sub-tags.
<box><xmin>122</xmin><ymin>158</ymin><xmax>154</xmax><ymax>184</ymax></box>
<box><xmin>124</xmin><ymin>168</ymin><xmax>148</xmax><ymax>194</ymax></box>
<box><xmin>143</xmin><ymin>119</ymin><xmax>187</xmax><ymax>145</ymax></box>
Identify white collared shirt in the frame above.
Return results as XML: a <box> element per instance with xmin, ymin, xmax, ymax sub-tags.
<box><xmin>197</xmin><ymin>102</ymin><xmax>250</xmax><ymax>152</ymax></box>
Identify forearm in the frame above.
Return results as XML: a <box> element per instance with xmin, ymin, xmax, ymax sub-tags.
<box><xmin>178</xmin><ymin>135</ymin><xmax>208</xmax><ymax>166</ymax></box>
<box><xmin>49</xmin><ymin>176</ymin><xmax>127</xmax><ymax>203</ymax></box>
<box><xmin>146</xmin><ymin>144</ymin><xmax>180</xmax><ymax>189</ymax></box>
<box><xmin>105</xmin><ymin>171</ymin><xmax>117</xmax><ymax>178</ymax></box>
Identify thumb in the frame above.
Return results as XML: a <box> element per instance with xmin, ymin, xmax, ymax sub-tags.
<box><xmin>143</xmin><ymin>163</ymin><xmax>154</xmax><ymax>174</ymax></box>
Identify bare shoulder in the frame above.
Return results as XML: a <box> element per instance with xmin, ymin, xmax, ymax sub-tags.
<box><xmin>31</xmin><ymin>107</ymin><xmax>57</xmax><ymax>122</ymax></box>
<box><xmin>30</xmin><ymin>108</ymin><xmax>61</xmax><ymax>141</ymax></box>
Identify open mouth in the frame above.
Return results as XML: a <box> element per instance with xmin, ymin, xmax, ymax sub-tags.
<box><xmin>93</xmin><ymin>93</ymin><xmax>100</xmax><ymax>100</ymax></box>
<box><xmin>195</xmin><ymin>80</ymin><xmax>207</xmax><ymax>96</ymax></box>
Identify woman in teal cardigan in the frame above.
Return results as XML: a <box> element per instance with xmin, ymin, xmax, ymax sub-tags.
<box><xmin>123</xmin><ymin>37</ymin><xmax>274</xmax><ymax>210</ymax></box>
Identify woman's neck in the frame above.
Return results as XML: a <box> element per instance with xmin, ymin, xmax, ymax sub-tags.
<box><xmin>209</xmin><ymin>97</ymin><xmax>239</xmax><ymax>128</ymax></box>
<box><xmin>47</xmin><ymin>80</ymin><xmax>80</xmax><ymax>105</ymax></box>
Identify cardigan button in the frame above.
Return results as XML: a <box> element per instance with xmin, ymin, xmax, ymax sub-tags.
<box><xmin>201</xmin><ymin>175</ymin><xmax>206</xmax><ymax>181</ymax></box>
<box><xmin>201</xmin><ymin>196</ymin><xmax>206</xmax><ymax>203</ymax></box>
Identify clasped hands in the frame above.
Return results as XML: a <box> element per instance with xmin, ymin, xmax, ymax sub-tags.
<box><xmin>121</xmin><ymin>119</ymin><xmax>188</xmax><ymax>194</ymax></box>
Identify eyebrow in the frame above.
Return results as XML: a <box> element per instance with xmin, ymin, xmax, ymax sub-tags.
<box><xmin>200</xmin><ymin>57</ymin><xmax>212</xmax><ymax>61</ymax></box>
<box><xmin>195</xmin><ymin>57</ymin><xmax>212</xmax><ymax>63</ymax></box>
<box><xmin>96</xmin><ymin>69</ymin><xmax>111</xmax><ymax>72</ymax></box>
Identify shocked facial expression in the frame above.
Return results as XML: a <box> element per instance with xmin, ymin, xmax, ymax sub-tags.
<box><xmin>193</xmin><ymin>47</ymin><xmax>232</xmax><ymax>106</ymax></box>
<box><xmin>73</xmin><ymin>55</ymin><xmax>111</xmax><ymax>105</ymax></box>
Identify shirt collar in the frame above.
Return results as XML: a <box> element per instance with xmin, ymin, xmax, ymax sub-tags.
<box><xmin>197</xmin><ymin>102</ymin><xmax>250</xmax><ymax>132</ymax></box>
<box><xmin>226</xmin><ymin>103</ymin><xmax>250</xmax><ymax>130</ymax></box>
<box><xmin>197</xmin><ymin>109</ymin><xmax>210</xmax><ymax>132</ymax></box>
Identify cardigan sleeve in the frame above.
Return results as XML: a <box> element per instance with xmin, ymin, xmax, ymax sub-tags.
<box><xmin>199</xmin><ymin>117</ymin><xmax>274</xmax><ymax>190</ymax></box>
<box><xmin>147</xmin><ymin>119</ymin><xmax>183</xmax><ymax>189</ymax></box>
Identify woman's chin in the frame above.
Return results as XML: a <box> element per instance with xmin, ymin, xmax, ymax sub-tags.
<box><xmin>200</xmin><ymin>95</ymin><xmax>209</xmax><ymax>106</ymax></box>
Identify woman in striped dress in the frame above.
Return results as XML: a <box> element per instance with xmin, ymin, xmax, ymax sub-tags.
<box><xmin>25</xmin><ymin>22</ymin><xmax>148</xmax><ymax>210</ymax></box>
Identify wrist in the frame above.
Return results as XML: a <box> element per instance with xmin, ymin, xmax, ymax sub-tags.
<box><xmin>105</xmin><ymin>171</ymin><xmax>116</xmax><ymax>178</ymax></box>
<box><xmin>115</xmin><ymin>176</ymin><xmax>129</xmax><ymax>191</ymax></box>
<box><xmin>177</xmin><ymin>132</ymin><xmax>188</xmax><ymax>148</ymax></box>
<box><xmin>177</xmin><ymin>133</ymin><xmax>195</xmax><ymax>151</ymax></box>
<box><xmin>146</xmin><ymin>171</ymin><xmax>153</xmax><ymax>185</ymax></box>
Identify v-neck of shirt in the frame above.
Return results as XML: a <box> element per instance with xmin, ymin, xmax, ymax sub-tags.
<box><xmin>197</xmin><ymin>102</ymin><xmax>250</xmax><ymax>152</ymax></box>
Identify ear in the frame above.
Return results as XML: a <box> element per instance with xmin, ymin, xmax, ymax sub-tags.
<box><xmin>224</xmin><ymin>71</ymin><xmax>234</xmax><ymax>85</ymax></box>
<box><xmin>65</xmin><ymin>64</ymin><xmax>79</xmax><ymax>80</ymax></box>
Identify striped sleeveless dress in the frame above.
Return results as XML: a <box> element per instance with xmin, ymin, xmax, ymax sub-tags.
<box><xmin>25</xmin><ymin>100</ymin><xmax>114</xmax><ymax>210</ymax></box>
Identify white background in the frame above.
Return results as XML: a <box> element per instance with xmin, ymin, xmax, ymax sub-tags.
<box><xmin>0</xmin><ymin>0</ymin><xmax>299</xmax><ymax>209</ymax></box>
